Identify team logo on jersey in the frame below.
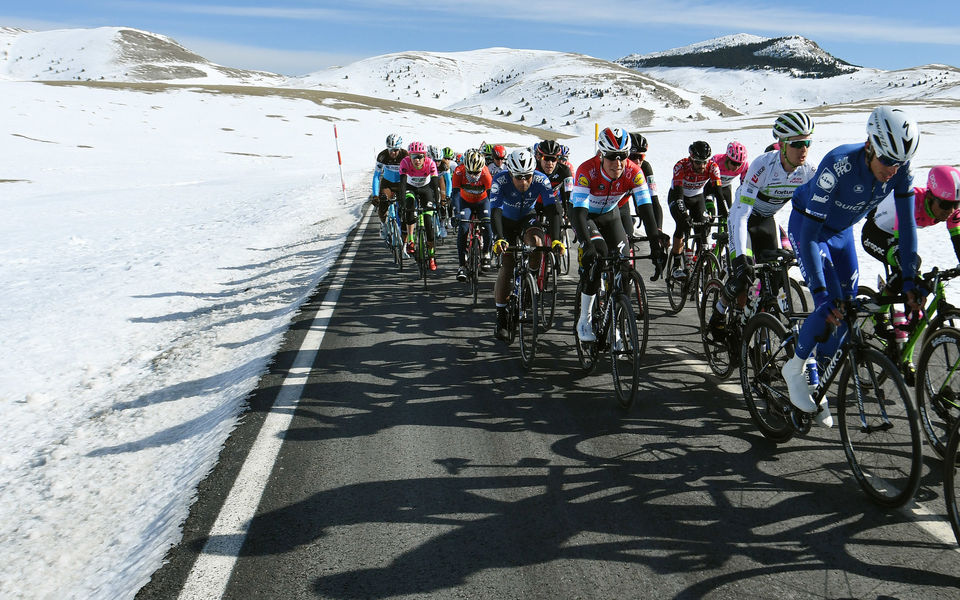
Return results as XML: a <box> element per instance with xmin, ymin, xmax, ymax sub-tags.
<box><xmin>599</xmin><ymin>184</ymin><xmax>606</xmax><ymax>191</ymax></box>
<box><xmin>578</xmin><ymin>175</ymin><xmax>590</xmax><ymax>187</ymax></box>
<box><xmin>633</xmin><ymin>172</ymin><xmax>644</xmax><ymax>186</ymax></box>
<box><xmin>817</xmin><ymin>170</ymin><xmax>837</xmax><ymax>192</ymax></box>
<box><xmin>853</xmin><ymin>184</ymin><xmax>865</xmax><ymax>194</ymax></box>
<box><xmin>812</xmin><ymin>194</ymin><xmax>829</xmax><ymax>204</ymax></box>
<box><xmin>833</xmin><ymin>156</ymin><xmax>852</xmax><ymax>176</ymax></box>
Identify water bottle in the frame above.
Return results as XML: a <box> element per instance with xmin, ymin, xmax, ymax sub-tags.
<box><xmin>777</xmin><ymin>289</ymin><xmax>789</xmax><ymax>313</ymax></box>
<box><xmin>893</xmin><ymin>309</ymin><xmax>908</xmax><ymax>345</ymax></box>
<box><xmin>684</xmin><ymin>246</ymin><xmax>695</xmax><ymax>268</ymax></box>
<box><xmin>805</xmin><ymin>356</ymin><xmax>820</xmax><ymax>393</ymax></box>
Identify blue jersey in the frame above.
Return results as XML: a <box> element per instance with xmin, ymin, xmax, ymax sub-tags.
<box><xmin>791</xmin><ymin>143</ymin><xmax>916</xmax><ymax>295</ymax></box>
<box><xmin>490</xmin><ymin>170</ymin><xmax>556</xmax><ymax>221</ymax></box>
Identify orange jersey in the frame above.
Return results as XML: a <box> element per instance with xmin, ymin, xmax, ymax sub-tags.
<box><xmin>452</xmin><ymin>164</ymin><xmax>493</xmax><ymax>203</ymax></box>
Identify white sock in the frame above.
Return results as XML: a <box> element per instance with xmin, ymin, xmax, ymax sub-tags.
<box><xmin>579</xmin><ymin>293</ymin><xmax>595</xmax><ymax>322</ymax></box>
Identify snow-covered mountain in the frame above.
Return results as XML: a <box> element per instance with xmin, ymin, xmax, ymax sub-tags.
<box><xmin>618</xmin><ymin>34</ymin><xmax>858</xmax><ymax>78</ymax></box>
<box><xmin>0</xmin><ymin>26</ymin><xmax>283</xmax><ymax>85</ymax></box>
<box><xmin>288</xmin><ymin>48</ymin><xmax>739</xmax><ymax>135</ymax></box>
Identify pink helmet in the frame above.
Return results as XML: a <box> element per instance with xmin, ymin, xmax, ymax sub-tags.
<box><xmin>726</xmin><ymin>141</ymin><xmax>747</xmax><ymax>164</ymax></box>
<box><xmin>927</xmin><ymin>166</ymin><xmax>960</xmax><ymax>203</ymax></box>
<box><xmin>408</xmin><ymin>141</ymin><xmax>426</xmax><ymax>155</ymax></box>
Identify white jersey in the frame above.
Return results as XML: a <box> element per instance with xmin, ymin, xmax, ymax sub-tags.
<box><xmin>728</xmin><ymin>150</ymin><xmax>816</xmax><ymax>257</ymax></box>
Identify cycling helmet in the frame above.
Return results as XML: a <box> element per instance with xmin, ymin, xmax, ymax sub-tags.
<box><xmin>442</xmin><ymin>146</ymin><xmax>455</xmax><ymax>160</ymax></box>
<box><xmin>428</xmin><ymin>145</ymin><xmax>443</xmax><ymax>161</ymax></box>
<box><xmin>726</xmin><ymin>141</ymin><xmax>747</xmax><ymax>164</ymax></box>
<box><xmin>629</xmin><ymin>132</ymin><xmax>648</xmax><ymax>154</ymax></box>
<box><xmin>492</xmin><ymin>144</ymin><xmax>507</xmax><ymax>160</ymax></box>
<box><xmin>463</xmin><ymin>149</ymin><xmax>486</xmax><ymax>173</ymax></box>
<box><xmin>408</xmin><ymin>141</ymin><xmax>426</xmax><ymax>155</ymax></box>
<box><xmin>772</xmin><ymin>111</ymin><xmax>814</xmax><ymax>140</ymax></box>
<box><xmin>927</xmin><ymin>166</ymin><xmax>960</xmax><ymax>203</ymax></box>
<box><xmin>537</xmin><ymin>139</ymin><xmax>561</xmax><ymax>158</ymax></box>
<box><xmin>598</xmin><ymin>127</ymin><xmax>631</xmax><ymax>154</ymax></box>
<box><xmin>386</xmin><ymin>133</ymin><xmax>403</xmax><ymax>149</ymax></box>
<box><xmin>506</xmin><ymin>149</ymin><xmax>536</xmax><ymax>176</ymax></box>
<box><xmin>867</xmin><ymin>105</ymin><xmax>920</xmax><ymax>163</ymax></box>
<box><xmin>689</xmin><ymin>141</ymin><xmax>711</xmax><ymax>162</ymax></box>
<box><xmin>560</xmin><ymin>145</ymin><xmax>570</xmax><ymax>158</ymax></box>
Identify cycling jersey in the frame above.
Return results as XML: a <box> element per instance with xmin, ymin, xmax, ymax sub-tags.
<box><xmin>399</xmin><ymin>156</ymin><xmax>439</xmax><ymax>188</ymax></box>
<box><xmin>437</xmin><ymin>160</ymin><xmax>453</xmax><ymax>197</ymax></box>
<box><xmin>451</xmin><ymin>164</ymin><xmax>493</xmax><ymax>204</ymax></box>
<box><xmin>728</xmin><ymin>150</ymin><xmax>816</xmax><ymax>257</ymax></box>
<box><xmin>536</xmin><ymin>161</ymin><xmax>574</xmax><ymax>205</ymax></box>
<box><xmin>490</xmin><ymin>170</ymin><xmax>556</xmax><ymax>220</ymax></box>
<box><xmin>372</xmin><ymin>148</ymin><xmax>408</xmax><ymax>196</ymax></box>
<box><xmin>712</xmin><ymin>153</ymin><xmax>750</xmax><ymax>188</ymax></box>
<box><xmin>671</xmin><ymin>157</ymin><xmax>722</xmax><ymax>197</ymax></box>
<box><xmin>571</xmin><ymin>156</ymin><xmax>651</xmax><ymax>214</ymax></box>
<box><xmin>487</xmin><ymin>160</ymin><xmax>507</xmax><ymax>178</ymax></box>
<box><xmin>871</xmin><ymin>187</ymin><xmax>960</xmax><ymax>235</ymax></box>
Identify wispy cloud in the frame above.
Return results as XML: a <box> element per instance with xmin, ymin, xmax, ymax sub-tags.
<box><xmin>178</xmin><ymin>36</ymin><xmax>365</xmax><ymax>75</ymax></box>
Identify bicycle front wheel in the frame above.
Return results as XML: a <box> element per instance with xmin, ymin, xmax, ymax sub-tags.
<box><xmin>574</xmin><ymin>283</ymin><xmax>600</xmax><ymax>374</ymax></box>
<box><xmin>611</xmin><ymin>293</ymin><xmax>641</xmax><ymax>410</ymax></box>
<box><xmin>915</xmin><ymin>326</ymin><xmax>960</xmax><ymax>458</ymax></box>
<box><xmin>539</xmin><ymin>252</ymin><xmax>557</xmax><ymax>331</ymax></box>
<box><xmin>665</xmin><ymin>253</ymin><xmax>688</xmax><ymax>314</ymax></box>
<box><xmin>519</xmin><ymin>272</ymin><xmax>539</xmax><ymax>370</ymax></box>
<box><xmin>739</xmin><ymin>312</ymin><xmax>794</xmax><ymax>442</ymax></box>
<box><xmin>700</xmin><ymin>278</ymin><xmax>735</xmax><ymax>379</ymax></box>
<box><xmin>625</xmin><ymin>269</ymin><xmax>649</xmax><ymax>361</ymax></box>
<box><xmin>692</xmin><ymin>252</ymin><xmax>720</xmax><ymax>307</ymax></box>
<box><xmin>468</xmin><ymin>236</ymin><xmax>481</xmax><ymax>305</ymax></box>
<box><xmin>837</xmin><ymin>346</ymin><xmax>922</xmax><ymax>508</ymax></box>
<box><xmin>943</xmin><ymin>418</ymin><xmax>960</xmax><ymax>545</ymax></box>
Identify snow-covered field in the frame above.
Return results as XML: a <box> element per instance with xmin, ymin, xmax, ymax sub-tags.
<box><xmin>2</xmin><ymin>27</ymin><xmax>960</xmax><ymax>600</ymax></box>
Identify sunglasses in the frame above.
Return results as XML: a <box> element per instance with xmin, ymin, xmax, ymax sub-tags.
<box><xmin>927</xmin><ymin>190</ymin><xmax>959</xmax><ymax>211</ymax></box>
<box><xmin>726</xmin><ymin>158</ymin><xmax>742</xmax><ymax>168</ymax></box>
<box><xmin>388</xmin><ymin>148</ymin><xmax>400</xmax><ymax>152</ymax></box>
<box><xmin>604</xmin><ymin>152</ymin><xmax>628</xmax><ymax>161</ymax></box>
<box><xmin>787</xmin><ymin>139</ymin><xmax>812</xmax><ymax>149</ymax></box>
<box><xmin>513</xmin><ymin>174</ymin><xmax>533</xmax><ymax>181</ymax></box>
<box><xmin>411</xmin><ymin>154</ymin><xmax>425</xmax><ymax>160</ymax></box>
<box><xmin>875</xmin><ymin>153</ymin><xmax>904</xmax><ymax>168</ymax></box>
<box><xmin>541</xmin><ymin>155</ymin><xmax>559</xmax><ymax>162</ymax></box>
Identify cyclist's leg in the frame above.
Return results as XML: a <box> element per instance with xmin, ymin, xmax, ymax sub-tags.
<box><xmin>749</xmin><ymin>216</ymin><xmax>781</xmax><ymax>292</ymax></box>
<box><xmin>686</xmin><ymin>192</ymin><xmax>707</xmax><ymax>246</ymax></box>
<box><xmin>480</xmin><ymin>198</ymin><xmax>492</xmax><ymax>259</ymax></box>
<box><xmin>494</xmin><ymin>219</ymin><xmax>522</xmax><ymax>339</ymax></box>
<box><xmin>576</xmin><ymin>218</ymin><xmax>605</xmax><ymax>341</ymax></box>
<box><xmin>668</xmin><ymin>187</ymin><xmax>688</xmax><ymax>256</ymax></box>
<box><xmin>618</xmin><ymin>202</ymin><xmax>635</xmax><ymax>239</ymax></box>
<box><xmin>402</xmin><ymin>191</ymin><xmax>416</xmax><ymax>242</ymax></box>
<box><xmin>457</xmin><ymin>205</ymin><xmax>473</xmax><ymax>267</ymax></box>
<box><xmin>419</xmin><ymin>187</ymin><xmax>437</xmax><ymax>251</ymax></box>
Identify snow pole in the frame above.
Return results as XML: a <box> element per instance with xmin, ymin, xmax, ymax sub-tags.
<box><xmin>334</xmin><ymin>124</ymin><xmax>348</xmax><ymax>204</ymax></box>
<box><xmin>594</xmin><ymin>123</ymin><xmax>599</xmax><ymax>154</ymax></box>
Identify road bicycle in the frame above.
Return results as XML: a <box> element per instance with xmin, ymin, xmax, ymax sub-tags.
<box><xmin>739</xmin><ymin>297</ymin><xmax>922</xmax><ymax>507</ymax></box>
<box><xmin>383</xmin><ymin>198</ymin><xmax>404</xmax><ymax>272</ymax></box>
<box><xmin>940</xmin><ymin>409</ymin><xmax>960</xmax><ymax>544</ymax></box>
<box><xmin>462</xmin><ymin>217</ymin><xmax>486</xmax><ymax>306</ymax></box>
<box><xmin>407</xmin><ymin>197</ymin><xmax>437</xmax><ymax>291</ymax></box>
<box><xmin>665</xmin><ymin>217</ymin><xmax>720</xmax><ymax>314</ymax></box>
<box><xmin>501</xmin><ymin>244</ymin><xmax>551</xmax><ymax>370</ymax></box>
<box><xmin>574</xmin><ymin>252</ymin><xmax>645</xmax><ymax>410</ymax></box>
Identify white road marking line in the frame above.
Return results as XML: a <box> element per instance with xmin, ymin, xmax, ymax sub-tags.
<box><xmin>178</xmin><ymin>207</ymin><xmax>370</xmax><ymax>599</ymax></box>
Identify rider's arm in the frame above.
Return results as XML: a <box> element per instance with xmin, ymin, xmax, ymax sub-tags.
<box><xmin>372</xmin><ymin>165</ymin><xmax>382</xmax><ymax>197</ymax></box>
<box><xmin>492</xmin><ymin>206</ymin><xmax>505</xmax><ymax>239</ymax></box>
<box><xmin>893</xmin><ymin>169</ymin><xmax>919</xmax><ymax>292</ymax></box>
<box><xmin>430</xmin><ymin>175</ymin><xmax>440</xmax><ymax>204</ymax></box>
<box><xmin>728</xmin><ymin>190</ymin><xmax>756</xmax><ymax>258</ymax></box>
<box><xmin>572</xmin><ymin>206</ymin><xmax>590</xmax><ymax>247</ymax></box>
<box><xmin>947</xmin><ymin>210</ymin><xmax>960</xmax><ymax>264</ymax></box>
<box><xmin>443</xmin><ymin>171</ymin><xmax>453</xmax><ymax>198</ymax></box>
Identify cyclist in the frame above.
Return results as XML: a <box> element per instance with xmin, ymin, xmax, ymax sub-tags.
<box><xmin>713</xmin><ymin>141</ymin><xmax>750</xmax><ymax>214</ymax></box>
<box><xmin>629</xmin><ymin>132</ymin><xmax>663</xmax><ymax>230</ymax></box>
<box><xmin>534</xmin><ymin>139</ymin><xmax>574</xmax><ymax>217</ymax></box>
<box><xmin>559</xmin><ymin>144</ymin><xmax>572</xmax><ymax>168</ymax></box>
<box><xmin>371</xmin><ymin>133</ymin><xmax>408</xmax><ymax>238</ymax></box>
<box><xmin>709</xmin><ymin>113</ymin><xmax>817</xmax><ymax>336</ymax></box>
<box><xmin>861</xmin><ymin>164</ymin><xmax>960</xmax><ymax>309</ymax></box>
<box><xmin>397</xmin><ymin>141</ymin><xmax>442</xmax><ymax>271</ymax></box>
<box><xmin>667</xmin><ymin>141</ymin><xmax>724</xmax><ymax>277</ymax></box>
<box><xmin>491</xmin><ymin>149</ymin><xmax>560</xmax><ymax>342</ymax></box>
<box><xmin>783</xmin><ymin>105</ymin><xmax>922</xmax><ymax>428</ymax></box>
<box><xmin>441</xmin><ymin>147</ymin><xmax>458</xmax><ymax>223</ymax></box>
<box><xmin>452</xmin><ymin>149</ymin><xmax>494</xmax><ymax>282</ymax></box>
<box><xmin>487</xmin><ymin>144</ymin><xmax>508</xmax><ymax>178</ymax></box>
<box><xmin>571</xmin><ymin>127</ymin><xmax>652</xmax><ymax>342</ymax></box>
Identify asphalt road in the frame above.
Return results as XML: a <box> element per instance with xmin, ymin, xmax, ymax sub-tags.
<box><xmin>139</xmin><ymin>210</ymin><xmax>960</xmax><ymax>599</ymax></box>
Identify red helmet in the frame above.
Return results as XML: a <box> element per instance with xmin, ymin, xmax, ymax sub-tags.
<box><xmin>492</xmin><ymin>144</ymin><xmax>507</xmax><ymax>160</ymax></box>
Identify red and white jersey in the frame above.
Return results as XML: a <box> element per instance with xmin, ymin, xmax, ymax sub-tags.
<box><xmin>399</xmin><ymin>156</ymin><xmax>439</xmax><ymax>188</ymax></box>
<box><xmin>712</xmin><ymin>153</ymin><xmax>749</xmax><ymax>187</ymax></box>
<box><xmin>671</xmin><ymin>157</ymin><xmax>722</xmax><ymax>197</ymax></box>
<box><xmin>571</xmin><ymin>156</ymin><xmax>651</xmax><ymax>215</ymax></box>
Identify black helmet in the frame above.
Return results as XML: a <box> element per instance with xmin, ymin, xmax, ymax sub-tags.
<box><xmin>629</xmin><ymin>132</ymin><xmax>648</xmax><ymax>155</ymax></box>
<box><xmin>537</xmin><ymin>139</ymin><xmax>561</xmax><ymax>157</ymax></box>
<box><xmin>689</xmin><ymin>141</ymin><xmax>711</xmax><ymax>161</ymax></box>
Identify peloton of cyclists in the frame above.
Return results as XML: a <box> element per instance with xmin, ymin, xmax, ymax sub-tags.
<box><xmin>452</xmin><ymin>148</ymin><xmax>495</xmax><ymax>282</ymax></box>
<box><xmin>491</xmin><ymin>149</ymin><xmax>561</xmax><ymax>342</ymax></box>
<box><xmin>371</xmin><ymin>133</ymin><xmax>408</xmax><ymax>239</ymax></box>
<box><xmin>708</xmin><ymin>112</ymin><xmax>817</xmax><ymax>336</ymax></box>
<box><xmin>783</xmin><ymin>106</ymin><xmax>923</xmax><ymax>428</ymax></box>
<box><xmin>571</xmin><ymin>127</ymin><xmax>653</xmax><ymax>341</ymax></box>
<box><xmin>398</xmin><ymin>141</ymin><xmax>443</xmax><ymax>271</ymax></box>
<box><xmin>667</xmin><ymin>141</ymin><xmax>724</xmax><ymax>278</ymax></box>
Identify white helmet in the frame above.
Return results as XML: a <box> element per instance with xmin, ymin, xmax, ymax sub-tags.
<box><xmin>867</xmin><ymin>106</ymin><xmax>920</xmax><ymax>163</ymax></box>
<box><xmin>506</xmin><ymin>149</ymin><xmax>536</xmax><ymax>176</ymax></box>
<box><xmin>772</xmin><ymin>112</ymin><xmax>814</xmax><ymax>140</ymax></box>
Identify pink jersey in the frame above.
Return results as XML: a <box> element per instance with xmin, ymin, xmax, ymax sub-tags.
<box><xmin>671</xmin><ymin>157</ymin><xmax>722</xmax><ymax>197</ymax></box>
<box><xmin>712</xmin><ymin>153</ymin><xmax>749</xmax><ymax>187</ymax></box>
<box><xmin>399</xmin><ymin>156</ymin><xmax>439</xmax><ymax>188</ymax></box>
<box><xmin>872</xmin><ymin>186</ymin><xmax>960</xmax><ymax>235</ymax></box>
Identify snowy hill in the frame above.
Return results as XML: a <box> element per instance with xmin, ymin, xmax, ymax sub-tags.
<box><xmin>618</xmin><ymin>34</ymin><xmax>858</xmax><ymax>78</ymax></box>
<box><xmin>0</xmin><ymin>26</ymin><xmax>283</xmax><ymax>85</ymax></box>
<box><xmin>288</xmin><ymin>48</ymin><xmax>741</xmax><ymax>135</ymax></box>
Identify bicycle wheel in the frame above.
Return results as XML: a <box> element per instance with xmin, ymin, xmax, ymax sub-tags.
<box><xmin>468</xmin><ymin>235</ymin><xmax>481</xmax><ymax>305</ymax></box>
<box><xmin>611</xmin><ymin>293</ymin><xmax>641</xmax><ymax>410</ymax></box>
<box><xmin>943</xmin><ymin>418</ymin><xmax>960</xmax><ymax>544</ymax></box>
<box><xmin>574</xmin><ymin>283</ymin><xmax>600</xmax><ymax>373</ymax></box>
<box><xmin>787</xmin><ymin>277</ymin><xmax>809</xmax><ymax>314</ymax></box>
<box><xmin>837</xmin><ymin>346</ymin><xmax>922</xmax><ymax>508</ymax></box>
<box><xmin>624</xmin><ymin>269</ymin><xmax>649</xmax><ymax>361</ymax></box>
<box><xmin>665</xmin><ymin>253</ymin><xmax>688</xmax><ymax>314</ymax></box>
<box><xmin>700</xmin><ymin>278</ymin><xmax>735</xmax><ymax>378</ymax></box>
<box><xmin>519</xmin><ymin>272</ymin><xmax>539</xmax><ymax>369</ymax></box>
<box><xmin>539</xmin><ymin>251</ymin><xmax>557</xmax><ymax>331</ymax></box>
<box><xmin>915</xmin><ymin>326</ymin><xmax>960</xmax><ymax>458</ymax></box>
<box><xmin>559</xmin><ymin>227</ymin><xmax>572</xmax><ymax>276</ymax></box>
<box><xmin>692</xmin><ymin>252</ymin><xmax>720</xmax><ymax>308</ymax></box>
<box><xmin>739</xmin><ymin>312</ymin><xmax>794</xmax><ymax>443</ymax></box>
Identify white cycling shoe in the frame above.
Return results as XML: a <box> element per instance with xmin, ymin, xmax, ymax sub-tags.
<box><xmin>781</xmin><ymin>355</ymin><xmax>833</xmax><ymax>428</ymax></box>
<box><xmin>576</xmin><ymin>318</ymin><xmax>596</xmax><ymax>343</ymax></box>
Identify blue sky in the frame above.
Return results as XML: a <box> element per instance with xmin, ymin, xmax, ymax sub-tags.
<box><xmin>3</xmin><ymin>1</ymin><xmax>959</xmax><ymax>76</ymax></box>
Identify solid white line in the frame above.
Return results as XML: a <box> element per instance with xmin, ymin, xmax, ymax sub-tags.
<box><xmin>178</xmin><ymin>208</ymin><xmax>369</xmax><ymax>599</ymax></box>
